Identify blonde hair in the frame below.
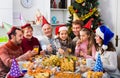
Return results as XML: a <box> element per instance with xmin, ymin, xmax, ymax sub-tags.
<box><xmin>80</xmin><ymin>28</ymin><xmax>95</xmax><ymax>55</ymax></box>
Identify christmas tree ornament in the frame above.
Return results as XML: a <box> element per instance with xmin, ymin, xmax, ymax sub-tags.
<box><xmin>98</xmin><ymin>8</ymin><xmax>101</xmax><ymax>12</ymax></box>
<box><xmin>76</xmin><ymin>0</ymin><xmax>85</xmax><ymax>3</ymax></box>
<box><xmin>90</xmin><ymin>9</ymin><xmax>92</xmax><ymax>12</ymax></box>
<box><xmin>80</xmin><ymin>8</ymin><xmax>97</xmax><ymax>21</ymax></box>
<box><xmin>75</xmin><ymin>9</ymin><xmax>78</xmax><ymax>13</ymax></box>
<box><xmin>68</xmin><ymin>6</ymin><xmax>75</xmax><ymax>14</ymax></box>
<box><xmin>73</xmin><ymin>13</ymin><xmax>80</xmax><ymax>21</ymax></box>
<box><xmin>95</xmin><ymin>12</ymin><xmax>99</xmax><ymax>17</ymax></box>
<box><xmin>82</xmin><ymin>2</ymin><xmax>85</xmax><ymax>6</ymax></box>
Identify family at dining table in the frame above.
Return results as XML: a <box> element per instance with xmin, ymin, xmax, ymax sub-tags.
<box><xmin>0</xmin><ymin>15</ymin><xmax>120</xmax><ymax>78</ymax></box>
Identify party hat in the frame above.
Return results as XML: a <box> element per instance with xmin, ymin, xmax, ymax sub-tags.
<box><xmin>19</xmin><ymin>13</ymin><xmax>26</xmax><ymax>26</ymax></box>
<box><xmin>94</xmin><ymin>53</ymin><xmax>103</xmax><ymax>72</ymax></box>
<box><xmin>55</xmin><ymin>24</ymin><xmax>65</xmax><ymax>35</ymax></box>
<box><xmin>21</xmin><ymin>23</ymin><xmax>31</xmax><ymax>29</ymax></box>
<box><xmin>41</xmin><ymin>16</ymin><xmax>50</xmax><ymax>27</ymax></box>
<box><xmin>73</xmin><ymin>13</ymin><xmax>80</xmax><ymax>21</ymax></box>
<box><xmin>3</xmin><ymin>22</ymin><xmax>12</xmax><ymax>32</ymax></box>
<box><xmin>84</xmin><ymin>18</ymin><xmax>94</xmax><ymax>29</ymax></box>
<box><xmin>35</xmin><ymin>9</ymin><xmax>42</xmax><ymax>25</ymax></box>
<box><xmin>96</xmin><ymin>25</ymin><xmax>114</xmax><ymax>50</ymax></box>
<box><xmin>8</xmin><ymin>59</ymin><xmax>23</xmax><ymax>78</ymax></box>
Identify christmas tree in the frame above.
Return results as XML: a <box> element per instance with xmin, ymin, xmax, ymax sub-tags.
<box><xmin>67</xmin><ymin>0</ymin><xmax>103</xmax><ymax>38</ymax></box>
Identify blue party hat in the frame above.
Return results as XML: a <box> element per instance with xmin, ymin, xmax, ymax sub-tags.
<box><xmin>94</xmin><ymin>53</ymin><xmax>103</xmax><ymax>72</ymax></box>
<box><xmin>9</xmin><ymin>59</ymin><xmax>22</xmax><ymax>78</ymax></box>
<box><xmin>96</xmin><ymin>25</ymin><xmax>114</xmax><ymax>50</ymax></box>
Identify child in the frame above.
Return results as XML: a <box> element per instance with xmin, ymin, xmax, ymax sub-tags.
<box><xmin>75</xmin><ymin>18</ymin><xmax>96</xmax><ymax>59</ymax></box>
<box><xmin>55</xmin><ymin>26</ymin><xmax>74</xmax><ymax>55</ymax></box>
<box><xmin>75</xmin><ymin>27</ymin><xmax>96</xmax><ymax>60</ymax></box>
<box><xmin>95</xmin><ymin>25</ymin><xmax>120</xmax><ymax>78</ymax></box>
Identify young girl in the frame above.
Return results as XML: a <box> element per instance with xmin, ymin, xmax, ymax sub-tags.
<box><xmin>55</xmin><ymin>26</ymin><xmax>74</xmax><ymax>55</ymax></box>
<box><xmin>95</xmin><ymin>25</ymin><xmax>120</xmax><ymax>78</ymax></box>
<box><xmin>75</xmin><ymin>28</ymin><xmax>96</xmax><ymax>60</ymax></box>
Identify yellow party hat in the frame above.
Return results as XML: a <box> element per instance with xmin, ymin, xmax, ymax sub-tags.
<box><xmin>73</xmin><ymin>13</ymin><xmax>80</xmax><ymax>21</ymax></box>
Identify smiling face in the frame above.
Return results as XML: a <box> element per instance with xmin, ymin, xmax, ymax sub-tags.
<box><xmin>23</xmin><ymin>27</ymin><xmax>33</xmax><ymax>39</ymax></box>
<box><xmin>72</xmin><ymin>20</ymin><xmax>83</xmax><ymax>37</ymax></box>
<box><xmin>11</xmin><ymin>29</ymin><xmax>23</xmax><ymax>45</ymax></box>
<box><xmin>59</xmin><ymin>30</ymin><xmax>68</xmax><ymax>40</ymax></box>
<box><xmin>95</xmin><ymin>34</ymin><xmax>103</xmax><ymax>45</ymax></box>
<box><xmin>15</xmin><ymin>30</ymin><xmax>23</xmax><ymax>45</ymax></box>
<box><xmin>42</xmin><ymin>24</ymin><xmax>52</xmax><ymax>38</ymax></box>
<box><xmin>80</xmin><ymin>30</ymin><xmax>89</xmax><ymax>42</ymax></box>
<box><xmin>72</xmin><ymin>24</ymin><xmax>82</xmax><ymax>37</ymax></box>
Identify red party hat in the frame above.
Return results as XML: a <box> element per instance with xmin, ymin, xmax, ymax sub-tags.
<box><xmin>55</xmin><ymin>24</ymin><xmax>65</xmax><ymax>35</ymax></box>
<box><xmin>41</xmin><ymin>16</ymin><xmax>50</xmax><ymax>27</ymax></box>
<box><xmin>84</xmin><ymin>18</ymin><xmax>94</xmax><ymax>29</ymax></box>
<box><xmin>21</xmin><ymin>23</ymin><xmax>31</xmax><ymax>29</ymax></box>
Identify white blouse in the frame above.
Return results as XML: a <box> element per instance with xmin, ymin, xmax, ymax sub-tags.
<box><xmin>96</xmin><ymin>51</ymin><xmax>120</xmax><ymax>78</ymax></box>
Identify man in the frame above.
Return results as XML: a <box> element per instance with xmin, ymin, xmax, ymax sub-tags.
<box><xmin>72</xmin><ymin>20</ymin><xmax>83</xmax><ymax>43</ymax></box>
<box><xmin>40</xmin><ymin>16</ymin><xmax>60</xmax><ymax>55</ymax></box>
<box><xmin>0</xmin><ymin>27</ymin><xmax>37</xmax><ymax>77</ymax></box>
<box><xmin>71</xmin><ymin>20</ymin><xmax>83</xmax><ymax>54</ymax></box>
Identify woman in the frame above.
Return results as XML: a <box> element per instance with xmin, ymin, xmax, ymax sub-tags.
<box><xmin>95</xmin><ymin>25</ymin><xmax>120</xmax><ymax>78</ymax></box>
<box><xmin>21</xmin><ymin>23</ymin><xmax>42</xmax><ymax>54</ymax></box>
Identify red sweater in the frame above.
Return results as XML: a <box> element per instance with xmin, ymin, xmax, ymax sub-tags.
<box><xmin>0</xmin><ymin>40</ymin><xmax>23</xmax><ymax>77</ymax></box>
<box><xmin>21</xmin><ymin>36</ymin><xmax>42</xmax><ymax>53</ymax></box>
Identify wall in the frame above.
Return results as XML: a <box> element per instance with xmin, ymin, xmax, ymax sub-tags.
<box><xmin>99</xmin><ymin>0</ymin><xmax>120</xmax><ymax>53</ymax></box>
<box><xmin>99</xmin><ymin>0</ymin><xmax>116</xmax><ymax>31</ymax></box>
<box><xmin>0</xmin><ymin>0</ymin><xmax>120</xmax><ymax>47</ymax></box>
<box><xmin>0</xmin><ymin>0</ymin><xmax>13</xmax><ymax>26</ymax></box>
<box><xmin>13</xmin><ymin>0</ymin><xmax>50</xmax><ymax>26</ymax></box>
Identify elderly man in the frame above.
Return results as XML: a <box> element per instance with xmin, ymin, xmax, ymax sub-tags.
<box><xmin>40</xmin><ymin>16</ymin><xmax>60</xmax><ymax>55</ymax></box>
<box><xmin>0</xmin><ymin>27</ymin><xmax>37</xmax><ymax>77</ymax></box>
